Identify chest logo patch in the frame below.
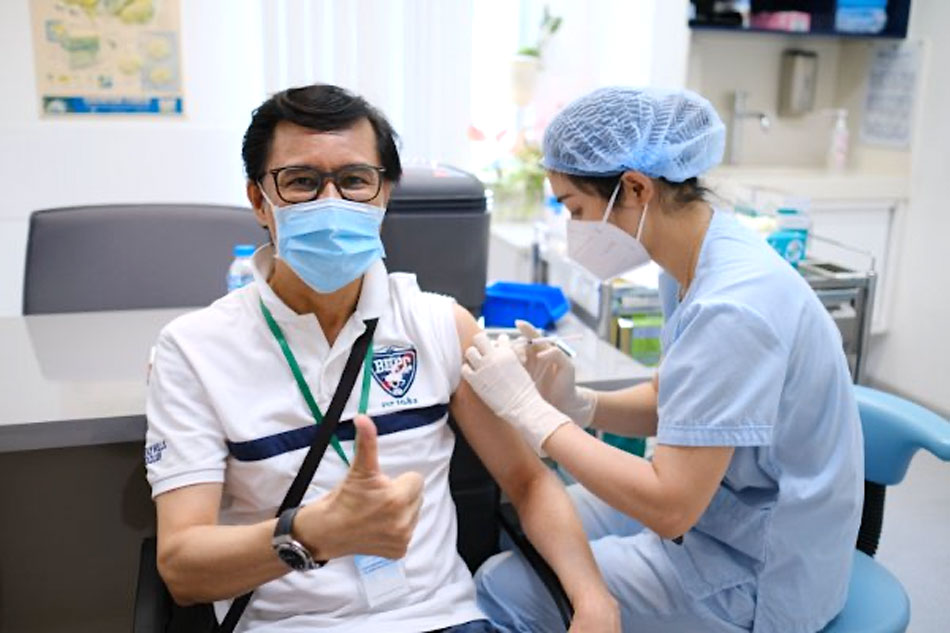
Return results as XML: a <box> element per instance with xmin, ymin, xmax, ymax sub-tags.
<box><xmin>371</xmin><ymin>346</ymin><xmax>418</xmax><ymax>398</ymax></box>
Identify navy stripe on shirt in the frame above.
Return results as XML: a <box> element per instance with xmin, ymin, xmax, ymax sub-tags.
<box><xmin>226</xmin><ymin>403</ymin><xmax>449</xmax><ymax>462</ymax></box>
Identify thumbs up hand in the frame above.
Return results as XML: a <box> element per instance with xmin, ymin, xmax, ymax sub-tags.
<box><xmin>294</xmin><ymin>415</ymin><xmax>424</xmax><ymax>561</ymax></box>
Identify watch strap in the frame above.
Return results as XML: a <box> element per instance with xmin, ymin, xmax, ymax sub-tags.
<box><xmin>274</xmin><ymin>505</ymin><xmax>301</xmax><ymax>539</ymax></box>
<box><xmin>273</xmin><ymin>505</ymin><xmax>325</xmax><ymax>570</ymax></box>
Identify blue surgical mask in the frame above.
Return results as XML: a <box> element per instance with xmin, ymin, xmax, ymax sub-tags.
<box><xmin>262</xmin><ymin>192</ymin><xmax>387</xmax><ymax>294</ymax></box>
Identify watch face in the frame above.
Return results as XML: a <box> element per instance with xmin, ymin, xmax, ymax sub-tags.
<box><xmin>276</xmin><ymin>542</ymin><xmax>316</xmax><ymax>571</ymax></box>
<box><xmin>277</xmin><ymin>545</ymin><xmax>304</xmax><ymax>569</ymax></box>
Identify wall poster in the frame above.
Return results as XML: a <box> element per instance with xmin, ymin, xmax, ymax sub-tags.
<box><xmin>860</xmin><ymin>40</ymin><xmax>923</xmax><ymax>148</ymax></box>
<box><xmin>30</xmin><ymin>0</ymin><xmax>183</xmax><ymax>116</ymax></box>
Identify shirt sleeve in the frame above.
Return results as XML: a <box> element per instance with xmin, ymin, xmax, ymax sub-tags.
<box><xmin>422</xmin><ymin>292</ymin><xmax>463</xmax><ymax>393</ymax></box>
<box><xmin>145</xmin><ymin>328</ymin><xmax>228</xmax><ymax>498</ymax></box>
<box><xmin>657</xmin><ymin>301</ymin><xmax>788</xmax><ymax>447</ymax></box>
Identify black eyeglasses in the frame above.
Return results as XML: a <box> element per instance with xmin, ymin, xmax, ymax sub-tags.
<box><xmin>266</xmin><ymin>164</ymin><xmax>386</xmax><ymax>204</ymax></box>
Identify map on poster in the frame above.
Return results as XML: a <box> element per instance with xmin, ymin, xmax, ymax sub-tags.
<box><xmin>30</xmin><ymin>0</ymin><xmax>183</xmax><ymax>116</ymax></box>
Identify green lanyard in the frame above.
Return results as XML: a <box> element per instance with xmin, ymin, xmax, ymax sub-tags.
<box><xmin>259</xmin><ymin>299</ymin><xmax>373</xmax><ymax>466</ymax></box>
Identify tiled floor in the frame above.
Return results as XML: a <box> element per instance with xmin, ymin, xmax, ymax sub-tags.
<box><xmin>876</xmin><ymin>451</ymin><xmax>950</xmax><ymax>632</ymax></box>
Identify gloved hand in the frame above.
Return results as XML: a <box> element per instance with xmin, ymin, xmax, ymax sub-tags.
<box><xmin>515</xmin><ymin>320</ymin><xmax>598</xmax><ymax>428</ymax></box>
<box><xmin>462</xmin><ymin>332</ymin><xmax>572</xmax><ymax>455</ymax></box>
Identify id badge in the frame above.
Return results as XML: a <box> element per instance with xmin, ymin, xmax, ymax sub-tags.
<box><xmin>353</xmin><ymin>555</ymin><xmax>411</xmax><ymax>608</ymax></box>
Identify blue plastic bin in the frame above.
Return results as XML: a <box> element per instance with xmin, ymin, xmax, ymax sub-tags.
<box><xmin>482</xmin><ymin>282</ymin><xmax>569</xmax><ymax>329</ymax></box>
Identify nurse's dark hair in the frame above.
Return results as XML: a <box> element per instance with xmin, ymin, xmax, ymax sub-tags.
<box><xmin>242</xmin><ymin>84</ymin><xmax>402</xmax><ymax>184</ymax></box>
<box><xmin>565</xmin><ymin>173</ymin><xmax>710</xmax><ymax>209</ymax></box>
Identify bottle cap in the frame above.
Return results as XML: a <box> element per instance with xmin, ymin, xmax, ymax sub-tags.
<box><xmin>233</xmin><ymin>244</ymin><xmax>256</xmax><ymax>257</ymax></box>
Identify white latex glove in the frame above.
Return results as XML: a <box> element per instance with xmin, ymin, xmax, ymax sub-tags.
<box><xmin>515</xmin><ymin>320</ymin><xmax>597</xmax><ymax>428</ymax></box>
<box><xmin>462</xmin><ymin>332</ymin><xmax>572</xmax><ymax>455</ymax></box>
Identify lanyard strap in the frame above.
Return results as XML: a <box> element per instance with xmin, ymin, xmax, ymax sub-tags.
<box><xmin>220</xmin><ymin>305</ymin><xmax>377</xmax><ymax>633</ymax></box>
<box><xmin>260</xmin><ymin>299</ymin><xmax>373</xmax><ymax>466</ymax></box>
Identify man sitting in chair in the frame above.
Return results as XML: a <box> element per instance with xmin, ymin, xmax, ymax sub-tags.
<box><xmin>144</xmin><ymin>84</ymin><xmax>619</xmax><ymax>633</ymax></box>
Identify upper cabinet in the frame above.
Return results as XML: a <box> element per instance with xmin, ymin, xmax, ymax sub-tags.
<box><xmin>689</xmin><ymin>1</ymin><xmax>911</xmax><ymax>39</ymax></box>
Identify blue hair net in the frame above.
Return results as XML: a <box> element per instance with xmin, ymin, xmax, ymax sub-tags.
<box><xmin>541</xmin><ymin>87</ymin><xmax>726</xmax><ymax>182</ymax></box>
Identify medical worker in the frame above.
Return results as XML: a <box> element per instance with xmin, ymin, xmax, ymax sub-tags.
<box><xmin>464</xmin><ymin>87</ymin><xmax>864</xmax><ymax>633</ymax></box>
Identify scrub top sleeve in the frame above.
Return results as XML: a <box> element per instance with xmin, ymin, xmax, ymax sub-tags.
<box><xmin>657</xmin><ymin>302</ymin><xmax>787</xmax><ymax>447</ymax></box>
<box><xmin>145</xmin><ymin>330</ymin><xmax>228</xmax><ymax>498</ymax></box>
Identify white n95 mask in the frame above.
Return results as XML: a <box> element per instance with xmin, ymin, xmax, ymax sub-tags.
<box><xmin>567</xmin><ymin>182</ymin><xmax>651</xmax><ymax>281</ymax></box>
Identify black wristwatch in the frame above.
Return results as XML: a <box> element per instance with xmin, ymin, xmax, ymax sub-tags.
<box><xmin>272</xmin><ymin>506</ymin><xmax>325</xmax><ymax>571</ymax></box>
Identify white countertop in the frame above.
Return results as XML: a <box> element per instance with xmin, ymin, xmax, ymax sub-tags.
<box><xmin>706</xmin><ymin>165</ymin><xmax>910</xmax><ymax>202</ymax></box>
<box><xmin>0</xmin><ymin>308</ymin><xmax>190</xmax><ymax>452</ymax></box>
<box><xmin>1</xmin><ymin>308</ymin><xmax>649</xmax><ymax>453</ymax></box>
<box><xmin>551</xmin><ymin>312</ymin><xmax>654</xmax><ymax>391</ymax></box>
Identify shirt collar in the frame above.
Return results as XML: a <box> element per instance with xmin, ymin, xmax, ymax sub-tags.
<box><xmin>251</xmin><ymin>244</ymin><xmax>389</xmax><ymax>325</ymax></box>
<box><xmin>355</xmin><ymin>258</ymin><xmax>389</xmax><ymax>321</ymax></box>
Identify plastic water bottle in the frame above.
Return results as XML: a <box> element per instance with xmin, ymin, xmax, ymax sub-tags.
<box><xmin>227</xmin><ymin>244</ymin><xmax>256</xmax><ymax>292</ymax></box>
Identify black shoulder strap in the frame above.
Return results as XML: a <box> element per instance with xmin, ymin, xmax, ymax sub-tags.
<box><xmin>217</xmin><ymin>318</ymin><xmax>379</xmax><ymax>633</ymax></box>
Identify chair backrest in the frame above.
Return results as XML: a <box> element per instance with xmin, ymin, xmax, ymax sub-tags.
<box><xmin>448</xmin><ymin>416</ymin><xmax>500</xmax><ymax>572</ymax></box>
<box><xmin>23</xmin><ymin>204</ymin><xmax>264</xmax><ymax>314</ymax></box>
<box><xmin>855</xmin><ymin>385</ymin><xmax>950</xmax><ymax>486</ymax></box>
<box><xmin>382</xmin><ymin>165</ymin><xmax>488</xmax><ymax>315</ymax></box>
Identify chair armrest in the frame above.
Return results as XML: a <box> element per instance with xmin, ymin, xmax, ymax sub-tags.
<box><xmin>133</xmin><ymin>537</ymin><xmax>173</xmax><ymax>633</ymax></box>
<box><xmin>497</xmin><ymin>502</ymin><xmax>573</xmax><ymax>630</ymax></box>
<box><xmin>133</xmin><ymin>536</ymin><xmax>219</xmax><ymax>633</ymax></box>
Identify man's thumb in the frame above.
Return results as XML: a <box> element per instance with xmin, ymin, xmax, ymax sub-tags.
<box><xmin>350</xmin><ymin>415</ymin><xmax>380</xmax><ymax>474</ymax></box>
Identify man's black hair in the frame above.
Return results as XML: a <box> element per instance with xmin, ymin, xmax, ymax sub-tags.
<box><xmin>242</xmin><ymin>84</ymin><xmax>402</xmax><ymax>184</ymax></box>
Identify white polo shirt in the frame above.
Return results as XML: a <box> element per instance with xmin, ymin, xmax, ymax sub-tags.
<box><xmin>145</xmin><ymin>246</ymin><xmax>485</xmax><ymax>632</ymax></box>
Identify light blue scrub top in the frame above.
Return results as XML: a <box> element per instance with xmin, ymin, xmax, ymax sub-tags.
<box><xmin>655</xmin><ymin>209</ymin><xmax>864</xmax><ymax>633</ymax></box>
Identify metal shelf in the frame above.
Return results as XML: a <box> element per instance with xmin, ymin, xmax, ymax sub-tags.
<box><xmin>541</xmin><ymin>250</ymin><xmax>876</xmax><ymax>384</ymax></box>
<box><xmin>689</xmin><ymin>23</ymin><xmax>907</xmax><ymax>39</ymax></box>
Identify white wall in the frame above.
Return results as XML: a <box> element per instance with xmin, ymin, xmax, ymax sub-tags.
<box><xmin>835</xmin><ymin>40</ymin><xmax>911</xmax><ymax>176</ymax></box>
<box><xmin>520</xmin><ymin>0</ymin><xmax>660</xmax><ymax>134</ymax></box>
<box><xmin>865</xmin><ymin>1</ymin><xmax>950</xmax><ymax>415</ymax></box>
<box><xmin>262</xmin><ymin>0</ymin><xmax>475</xmax><ymax>170</ymax></box>
<box><xmin>687</xmin><ymin>32</ymin><xmax>847</xmax><ymax>168</ymax></box>
<box><xmin>0</xmin><ymin>0</ymin><xmax>266</xmax><ymax>316</ymax></box>
<box><xmin>651</xmin><ymin>0</ymin><xmax>692</xmax><ymax>89</ymax></box>
<box><xmin>686</xmin><ymin>30</ymin><xmax>917</xmax><ymax>175</ymax></box>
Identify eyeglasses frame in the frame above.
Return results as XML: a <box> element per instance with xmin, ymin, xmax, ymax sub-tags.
<box><xmin>265</xmin><ymin>163</ymin><xmax>387</xmax><ymax>204</ymax></box>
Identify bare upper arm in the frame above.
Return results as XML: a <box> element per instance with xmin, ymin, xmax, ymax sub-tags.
<box><xmin>155</xmin><ymin>483</ymin><xmax>223</xmax><ymax>543</ymax></box>
<box><xmin>448</xmin><ymin>304</ymin><xmax>548</xmax><ymax>503</ymax></box>
<box><xmin>651</xmin><ymin>443</ymin><xmax>734</xmax><ymax>535</ymax></box>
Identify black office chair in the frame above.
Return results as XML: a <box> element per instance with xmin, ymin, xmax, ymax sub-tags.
<box><xmin>22</xmin><ymin>204</ymin><xmax>263</xmax><ymax>314</ymax></box>
<box><xmin>132</xmin><ymin>420</ymin><xmax>573</xmax><ymax>632</ymax></box>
